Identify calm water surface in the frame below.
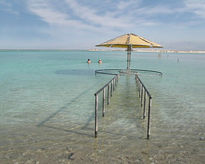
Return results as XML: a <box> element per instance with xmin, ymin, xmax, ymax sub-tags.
<box><xmin>0</xmin><ymin>50</ymin><xmax>204</xmax><ymax>163</ymax></box>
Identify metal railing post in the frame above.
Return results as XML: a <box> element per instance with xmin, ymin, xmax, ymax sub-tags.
<box><xmin>139</xmin><ymin>82</ymin><xmax>141</xmax><ymax>98</ymax></box>
<box><xmin>113</xmin><ymin>79</ymin><xmax>115</xmax><ymax>91</ymax></box>
<box><xmin>143</xmin><ymin>91</ymin><xmax>146</xmax><ymax>119</ymax></box>
<box><xmin>107</xmin><ymin>84</ymin><xmax>110</xmax><ymax>105</ymax></box>
<box><xmin>95</xmin><ymin>94</ymin><xmax>98</xmax><ymax>138</ymax></box>
<box><xmin>102</xmin><ymin>88</ymin><xmax>105</xmax><ymax>117</ymax></box>
<box><xmin>111</xmin><ymin>81</ymin><xmax>113</xmax><ymax>97</ymax></box>
<box><xmin>147</xmin><ymin>97</ymin><xmax>152</xmax><ymax>139</ymax></box>
<box><xmin>141</xmin><ymin>86</ymin><xmax>143</xmax><ymax>107</ymax></box>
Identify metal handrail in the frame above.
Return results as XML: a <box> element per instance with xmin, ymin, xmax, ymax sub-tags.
<box><xmin>94</xmin><ymin>75</ymin><xmax>118</xmax><ymax>95</ymax></box>
<box><xmin>94</xmin><ymin>70</ymin><xmax>155</xmax><ymax>139</ymax></box>
<box><xmin>135</xmin><ymin>74</ymin><xmax>152</xmax><ymax>139</ymax></box>
<box><xmin>94</xmin><ymin>74</ymin><xmax>119</xmax><ymax>137</ymax></box>
<box><xmin>135</xmin><ymin>74</ymin><xmax>152</xmax><ymax>98</ymax></box>
<box><xmin>95</xmin><ymin>68</ymin><xmax>162</xmax><ymax>76</ymax></box>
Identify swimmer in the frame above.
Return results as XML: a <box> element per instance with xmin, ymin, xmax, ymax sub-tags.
<box><xmin>98</xmin><ymin>59</ymin><xmax>102</xmax><ymax>64</ymax></box>
<box><xmin>87</xmin><ymin>59</ymin><xmax>91</xmax><ymax>64</ymax></box>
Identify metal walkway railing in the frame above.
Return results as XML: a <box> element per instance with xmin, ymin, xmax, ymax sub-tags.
<box><xmin>135</xmin><ymin>74</ymin><xmax>152</xmax><ymax>139</ymax></box>
<box><xmin>94</xmin><ymin>74</ymin><xmax>119</xmax><ymax>137</ymax></box>
<box><xmin>94</xmin><ymin>69</ymin><xmax>161</xmax><ymax>139</ymax></box>
<box><xmin>95</xmin><ymin>68</ymin><xmax>162</xmax><ymax>76</ymax></box>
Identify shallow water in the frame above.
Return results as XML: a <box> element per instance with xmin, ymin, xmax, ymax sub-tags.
<box><xmin>0</xmin><ymin>50</ymin><xmax>204</xmax><ymax>163</ymax></box>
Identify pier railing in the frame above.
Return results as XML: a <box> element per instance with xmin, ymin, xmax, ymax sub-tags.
<box><xmin>135</xmin><ymin>74</ymin><xmax>152</xmax><ymax>139</ymax></box>
<box><xmin>94</xmin><ymin>70</ymin><xmax>156</xmax><ymax>139</ymax></box>
<box><xmin>94</xmin><ymin>74</ymin><xmax>119</xmax><ymax>137</ymax></box>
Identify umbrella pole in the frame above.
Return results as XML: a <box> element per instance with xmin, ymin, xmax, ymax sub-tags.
<box><xmin>127</xmin><ymin>45</ymin><xmax>132</xmax><ymax>70</ymax></box>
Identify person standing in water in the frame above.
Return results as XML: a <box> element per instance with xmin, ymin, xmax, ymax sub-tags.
<box><xmin>87</xmin><ymin>59</ymin><xmax>91</xmax><ymax>64</ymax></box>
<box><xmin>98</xmin><ymin>59</ymin><xmax>102</xmax><ymax>64</ymax></box>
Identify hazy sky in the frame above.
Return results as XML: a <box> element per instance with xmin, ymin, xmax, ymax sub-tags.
<box><xmin>0</xmin><ymin>0</ymin><xmax>205</xmax><ymax>50</ymax></box>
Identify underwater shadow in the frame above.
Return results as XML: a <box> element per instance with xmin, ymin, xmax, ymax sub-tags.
<box><xmin>37</xmin><ymin>82</ymin><xmax>98</xmax><ymax>127</ymax></box>
<box><xmin>43</xmin><ymin>123</ymin><xmax>144</xmax><ymax>140</ymax></box>
<box><xmin>43</xmin><ymin>125</ymin><xmax>93</xmax><ymax>138</ymax></box>
<box><xmin>55</xmin><ymin>69</ymin><xmax>95</xmax><ymax>76</ymax></box>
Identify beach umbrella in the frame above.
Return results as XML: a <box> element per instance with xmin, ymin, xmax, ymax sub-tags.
<box><xmin>96</xmin><ymin>33</ymin><xmax>163</xmax><ymax>70</ymax></box>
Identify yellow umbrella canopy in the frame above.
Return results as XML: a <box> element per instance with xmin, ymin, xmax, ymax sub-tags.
<box><xmin>96</xmin><ymin>33</ymin><xmax>162</xmax><ymax>48</ymax></box>
<box><xmin>96</xmin><ymin>33</ymin><xmax>163</xmax><ymax>69</ymax></box>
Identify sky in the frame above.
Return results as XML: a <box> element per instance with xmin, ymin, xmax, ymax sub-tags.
<box><xmin>0</xmin><ymin>0</ymin><xmax>205</xmax><ymax>50</ymax></box>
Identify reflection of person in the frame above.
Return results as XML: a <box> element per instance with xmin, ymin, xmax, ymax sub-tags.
<box><xmin>98</xmin><ymin>59</ymin><xmax>102</xmax><ymax>64</ymax></box>
<box><xmin>87</xmin><ymin>59</ymin><xmax>91</xmax><ymax>64</ymax></box>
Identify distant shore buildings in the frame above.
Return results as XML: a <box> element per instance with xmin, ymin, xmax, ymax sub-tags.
<box><xmin>88</xmin><ymin>48</ymin><xmax>205</xmax><ymax>54</ymax></box>
<box><xmin>0</xmin><ymin>49</ymin><xmax>204</xmax><ymax>54</ymax></box>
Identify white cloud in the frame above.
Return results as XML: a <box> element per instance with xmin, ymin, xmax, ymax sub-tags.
<box><xmin>184</xmin><ymin>0</ymin><xmax>205</xmax><ymax>18</ymax></box>
<box><xmin>27</xmin><ymin>0</ymin><xmax>158</xmax><ymax>33</ymax></box>
<box><xmin>117</xmin><ymin>0</ymin><xmax>141</xmax><ymax>10</ymax></box>
<box><xmin>0</xmin><ymin>0</ymin><xmax>19</xmax><ymax>15</ymax></box>
<box><xmin>26</xmin><ymin>0</ymin><xmax>205</xmax><ymax>38</ymax></box>
<box><xmin>28</xmin><ymin>0</ymin><xmax>100</xmax><ymax>31</ymax></box>
<box><xmin>29</xmin><ymin>1</ymin><xmax>67</xmax><ymax>25</ymax></box>
<box><xmin>136</xmin><ymin>6</ymin><xmax>176</xmax><ymax>15</ymax></box>
<box><xmin>64</xmin><ymin>0</ymin><xmax>133</xmax><ymax>28</ymax></box>
<box><xmin>125</xmin><ymin>0</ymin><xmax>205</xmax><ymax>20</ymax></box>
<box><xmin>0</xmin><ymin>0</ymin><xmax>12</xmax><ymax>7</ymax></box>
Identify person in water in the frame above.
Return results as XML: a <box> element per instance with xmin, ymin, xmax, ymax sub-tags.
<box><xmin>98</xmin><ymin>59</ymin><xmax>102</xmax><ymax>64</ymax></box>
<box><xmin>87</xmin><ymin>59</ymin><xmax>91</xmax><ymax>64</ymax></box>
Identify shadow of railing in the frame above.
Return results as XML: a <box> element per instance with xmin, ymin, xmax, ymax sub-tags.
<box><xmin>43</xmin><ymin>123</ymin><xmax>144</xmax><ymax>140</ymax></box>
<box><xmin>37</xmin><ymin>82</ymin><xmax>99</xmax><ymax>127</ymax></box>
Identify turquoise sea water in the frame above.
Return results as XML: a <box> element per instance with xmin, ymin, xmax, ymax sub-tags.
<box><xmin>0</xmin><ymin>50</ymin><xmax>204</xmax><ymax>163</ymax></box>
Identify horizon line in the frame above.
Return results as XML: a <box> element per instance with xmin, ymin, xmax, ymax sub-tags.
<box><xmin>0</xmin><ymin>48</ymin><xmax>205</xmax><ymax>51</ymax></box>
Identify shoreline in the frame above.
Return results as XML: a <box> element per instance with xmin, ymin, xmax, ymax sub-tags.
<box><xmin>0</xmin><ymin>49</ymin><xmax>205</xmax><ymax>54</ymax></box>
<box><xmin>88</xmin><ymin>49</ymin><xmax>205</xmax><ymax>54</ymax></box>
